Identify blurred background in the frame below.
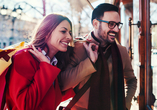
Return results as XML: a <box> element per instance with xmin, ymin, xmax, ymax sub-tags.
<box><xmin>0</xmin><ymin>0</ymin><xmax>105</xmax><ymax>48</ymax></box>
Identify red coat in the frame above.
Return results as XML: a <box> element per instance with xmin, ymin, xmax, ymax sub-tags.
<box><xmin>4</xmin><ymin>49</ymin><xmax>69</xmax><ymax>110</ymax></box>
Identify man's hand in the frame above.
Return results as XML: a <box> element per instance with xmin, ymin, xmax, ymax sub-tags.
<box><xmin>83</xmin><ymin>42</ymin><xmax>98</xmax><ymax>63</ymax></box>
<box><xmin>28</xmin><ymin>45</ymin><xmax>50</xmax><ymax>64</ymax></box>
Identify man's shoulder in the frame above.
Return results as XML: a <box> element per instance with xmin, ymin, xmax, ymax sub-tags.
<box><xmin>73</xmin><ymin>41</ymin><xmax>87</xmax><ymax>58</ymax></box>
<box><xmin>117</xmin><ymin>43</ymin><xmax>125</xmax><ymax>48</ymax></box>
<box><xmin>117</xmin><ymin>43</ymin><xmax>127</xmax><ymax>50</ymax></box>
<box><xmin>74</xmin><ymin>41</ymin><xmax>86</xmax><ymax>52</ymax></box>
<box><xmin>116</xmin><ymin>43</ymin><xmax>129</xmax><ymax>55</ymax></box>
<box><xmin>74</xmin><ymin>41</ymin><xmax>84</xmax><ymax>48</ymax></box>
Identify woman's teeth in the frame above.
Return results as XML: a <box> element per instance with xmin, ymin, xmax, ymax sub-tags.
<box><xmin>62</xmin><ymin>42</ymin><xmax>68</xmax><ymax>45</ymax></box>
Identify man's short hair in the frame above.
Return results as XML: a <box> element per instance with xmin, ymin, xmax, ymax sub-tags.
<box><xmin>91</xmin><ymin>3</ymin><xmax>119</xmax><ymax>24</ymax></box>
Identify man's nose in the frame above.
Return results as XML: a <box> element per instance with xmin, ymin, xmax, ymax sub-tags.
<box><xmin>113</xmin><ymin>25</ymin><xmax>119</xmax><ymax>32</ymax></box>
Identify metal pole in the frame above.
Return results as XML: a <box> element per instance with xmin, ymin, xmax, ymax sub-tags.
<box><xmin>145</xmin><ymin>1</ymin><xmax>152</xmax><ymax>108</ymax></box>
<box><xmin>114</xmin><ymin>0</ymin><xmax>121</xmax><ymax>43</ymax></box>
<box><xmin>129</xmin><ymin>17</ymin><xmax>133</xmax><ymax>60</ymax></box>
<box><xmin>139</xmin><ymin>0</ymin><xmax>151</xmax><ymax>109</ymax></box>
<box><xmin>42</xmin><ymin>0</ymin><xmax>46</xmax><ymax>16</ymax></box>
<box><xmin>86</xmin><ymin>0</ymin><xmax>94</xmax><ymax>10</ymax></box>
<box><xmin>14</xmin><ymin>1</ymin><xmax>43</xmax><ymax>16</ymax></box>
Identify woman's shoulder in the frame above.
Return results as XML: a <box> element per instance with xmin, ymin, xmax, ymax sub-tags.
<box><xmin>12</xmin><ymin>48</ymin><xmax>39</xmax><ymax>76</ymax></box>
<box><xmin>13</xmin><ymin>48</ymin><xmax>36</xmax><ymax>63</ymax></box>
<box><xmin>14</xmin><ymin>48</ymin><xmax>30</xmax><ymax>55</ymax></box>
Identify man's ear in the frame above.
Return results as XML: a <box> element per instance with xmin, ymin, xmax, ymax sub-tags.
<box><xmin>92</xmin><ymin>19</ymin><xmax>99</xmax><ymax>29</ymax></box>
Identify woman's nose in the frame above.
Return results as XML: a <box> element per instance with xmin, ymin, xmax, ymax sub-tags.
<box><xmin>66</xmin><ymin>33</ymin><xmax>72</xmax><ymax>40</ymax></box>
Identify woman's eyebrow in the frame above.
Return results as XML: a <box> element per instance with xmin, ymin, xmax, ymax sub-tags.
<box><xmin>61</xmin><ymin>27</ymin><xmax>68</xmax><ymax>30</ymax></box>
<box><xmin>61</xmin><ymin>27</ymin><xmax>71</xmax><ymax>32</ymax></box>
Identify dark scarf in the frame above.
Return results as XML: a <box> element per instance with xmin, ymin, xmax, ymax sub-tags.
<box><xmin>88</xmin><ymin>33</ymin><xmax>126</xmax><ymax>110</ymax></box>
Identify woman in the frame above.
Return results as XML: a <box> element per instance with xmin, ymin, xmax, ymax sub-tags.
<box><xmin>4</xmin><ymin>13</ymin><xmax>74</xmax><ymax>110</ymax></box>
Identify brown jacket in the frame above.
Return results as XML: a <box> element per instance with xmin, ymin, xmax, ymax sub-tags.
<box><xmin>59</xmin><ymin>41</ymin><xmax>137</xmax><ymax>110</ymax></box>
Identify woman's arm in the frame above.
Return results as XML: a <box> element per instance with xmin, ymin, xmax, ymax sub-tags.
<box><xmin>9</xmin><ymin>50</ymin><xmax>60</xmax><ymax>110</ymax></box>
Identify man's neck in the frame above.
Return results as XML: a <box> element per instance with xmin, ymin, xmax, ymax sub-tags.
<box><xmin>91</xmin><ymin>31</ymin><xmax>109</xmax><ymax>47</ymax></box>
<box><xmin>100</xmin><ymin>42</ymin><xmax>110</xmax><ymax>48</ymax></box>
<box><xmin>91</xmin><ymin>31</ymin><xmax>100</xmax><ymax>44</ymax></box>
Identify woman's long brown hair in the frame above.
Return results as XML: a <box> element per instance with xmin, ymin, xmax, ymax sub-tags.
<box><xmin>29</xmin><ymin>13</ymin><xmax>74</xmax><ymax>70</ymax></box>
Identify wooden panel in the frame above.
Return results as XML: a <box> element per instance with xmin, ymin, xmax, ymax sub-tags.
<box><xmin>121</xmin><ymin>0</ymin><xmax>133</xmax><ymax>4</ymax></box>
<box><xmin>138</xmin><ymin>0</ymin><xmax>152</xmax><ymax>110</ymax></box>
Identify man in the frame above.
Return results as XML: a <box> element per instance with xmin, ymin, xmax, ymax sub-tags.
<box><xmin>59</xmin><ymin>3</ymin><xmax>137</xmax><ymax>110</ymax></box>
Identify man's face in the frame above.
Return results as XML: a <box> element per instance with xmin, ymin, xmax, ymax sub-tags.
<box><xmin>97</xmin><ymin>11</ymin><xmax>120</xmax><ymax>46</ymax></box>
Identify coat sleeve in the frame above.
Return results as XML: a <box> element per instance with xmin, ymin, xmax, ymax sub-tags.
<box><xmin>118</xmin><ymin>45</ymin><xmax>137</xmax><ymax>110</ymax></box>
<box><xmin>61</xmin><ymin>88</ymin><xmax>75</xmax><ymax>101</ymax></box>
<box><xmin>59</xmin><ymin>42</ymin><xmax>97</xmax><ymax>91</ymax></box>
<box><xmin>8</xmin><ymin>51</ymin><xmax>61</xmax><ymax>110</ymax></box>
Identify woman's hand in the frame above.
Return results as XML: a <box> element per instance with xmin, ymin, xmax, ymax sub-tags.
<box><xmin>28</xmin><ymin>45</ymin><xmax>50</xmax><ymax>64</ymax></box>
<box><xmin>83</xmin><ymin>42</ymin><xmax>98</xmax><ymax>63</ymax></box>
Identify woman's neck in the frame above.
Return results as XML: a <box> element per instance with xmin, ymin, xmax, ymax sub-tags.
<box><xmin>44</xmin><ymin>47</ymin><xmax>57</xmax><ymax>60</ymax></box>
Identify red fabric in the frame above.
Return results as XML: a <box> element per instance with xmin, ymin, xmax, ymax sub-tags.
<box><xmin>4</xmin><ymin>49</ymin><xmax>63</xmax><ymax>110</ymax></box>
<box><xmin>62</xmin><ymin>88</ymin><xmax>75</xmax><ymax>102</ymax></box>
<box><xmin>0</xmin><ymin>68</ymin><xmax>9</xmax><ymax>109</ymax></box>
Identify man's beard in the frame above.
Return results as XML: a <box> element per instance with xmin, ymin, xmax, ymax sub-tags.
<box><xmin>97</xmin><ymin>24</ymin><xmax>110</xmax><ymax>46</ymax></box>
<box><xmin>98</xmin><ymin>24</ymin><xmax>118</xmax><ymax>46</ymax></box>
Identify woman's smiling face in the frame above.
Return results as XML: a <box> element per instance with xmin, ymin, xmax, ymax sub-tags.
<box><xmin>47</xmin><ymin>20</ymin><xmax>72</xmax><ymax>53</ymax></box>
